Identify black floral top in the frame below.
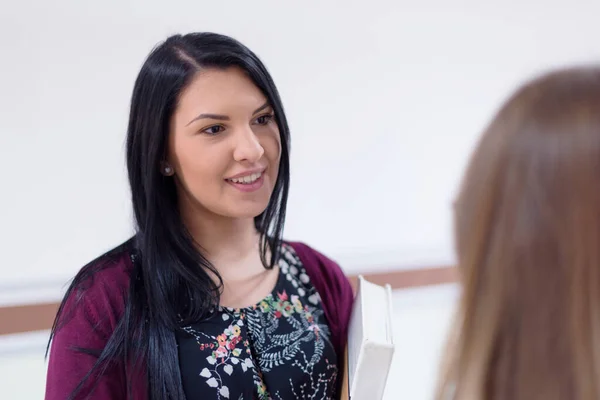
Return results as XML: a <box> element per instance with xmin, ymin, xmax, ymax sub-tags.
<box><xmin>176</xmin><ymin>244</ymin><xmax>339</xmax><ymax>399</ymax></box>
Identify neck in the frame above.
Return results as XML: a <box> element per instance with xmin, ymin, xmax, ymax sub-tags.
<box><xmin>176</xmin><ymin>187</ymin><xmax>272</xmax><ymax>280</ymax></box>
<box><xmin>185</xmin><ymin>211</ymin><xmax>260</xmax><ymax>264</ymax></box>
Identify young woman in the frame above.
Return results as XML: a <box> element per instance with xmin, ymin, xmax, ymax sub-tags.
<box><xmin>435</xmin><ymin>66</ymin><xmax>600</xmax><ymax>400</ymax></box>
<box><xmin>45</xmin><ymin>32</ymin><xmax>354</xmax><ymax>400</ymax></box>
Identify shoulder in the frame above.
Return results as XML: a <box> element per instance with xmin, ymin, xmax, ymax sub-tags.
<box><xmin>285</xmin><ymin>241</ymin><xmax>342</xmax><ymax>275</ymax></box>
<box><xmin>284</xmin><ymin>241</ymin><xmax>354</xmax><ymax>357</ymax></box>
<box><xmin>58</xmin><ymin>238</ymin><xmax>135</xmax><ymax>332</ymax></box>
<box><xmin>285</xmin><ymin>241</ymin><xmax>338</xmax><ymax>269</ymax></box>
<box><xmin>46</xmin><ymin>240</ymin><xmax>136</xmax><ymax>399</ymax></box>
<box><xmin>75</xmin><ymin>239</ymin><xmax>134</xmax><ymax>301</ymax></box>
<box><xmin>284</xmin><ymin>240</ymin><xmax>351</xmax><ymax>296</ymax></box>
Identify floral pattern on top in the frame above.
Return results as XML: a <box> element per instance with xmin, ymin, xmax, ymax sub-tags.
<box><xmin>176</xmin><ymin>244</ymin><xmax>339</xmax><ymax>400</ymax></box>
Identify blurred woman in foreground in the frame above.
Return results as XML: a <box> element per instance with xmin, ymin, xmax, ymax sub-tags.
<box><xmin>436</xmin><ymin>66</ymin><xmax>600</xmax><ymax>400</ymax></box>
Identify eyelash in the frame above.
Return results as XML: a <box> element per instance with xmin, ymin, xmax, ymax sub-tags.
<box><xmin>255</xmin><ymin>113</ymin><xmax>275</xmax><ymax>125</ymax></box>
<box><xmin>202</xmin><ymin>125</ymin><xmax>225</xmax><ymax>136</ymax></box>
<box><xmin>200</xmin><ymin>113</ymin><xmax>275</xmax><ymax>136</ymax></box>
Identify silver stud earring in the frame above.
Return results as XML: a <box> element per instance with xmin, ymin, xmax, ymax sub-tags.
<box><xmin>163</xmin><ymin>165</ymin><xmax>173</xmax><ymax>175</ymax></box>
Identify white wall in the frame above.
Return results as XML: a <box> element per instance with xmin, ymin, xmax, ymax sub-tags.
<box><xmin>2</xmin><ymin>0</ymin><xmax>600</xmax><ymax>303</ymax></box>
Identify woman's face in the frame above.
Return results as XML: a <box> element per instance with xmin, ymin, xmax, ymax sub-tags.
<box><xmin>166</xmin><ymin>67</ymin><xmax>281</xmax><ymax>222</ymax></box>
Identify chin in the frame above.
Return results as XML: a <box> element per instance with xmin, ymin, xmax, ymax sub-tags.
<box><xmin>220</xmin><ymin>202</ymin><xmax>270</xmax><ymax>220</ymax></box>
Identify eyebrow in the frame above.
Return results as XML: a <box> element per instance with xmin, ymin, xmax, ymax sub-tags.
<box><xmin>252</xmin><ymin>102</ymin><xmax>271</xmax><ymax>115</ymax></box>
<box><xmin>185</xmin><ymin>102</ymin><xmax>271</xmax><ymax>127</ymax></box>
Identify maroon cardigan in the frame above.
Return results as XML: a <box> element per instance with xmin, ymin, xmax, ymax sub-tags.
<box><xmin>45</xmin><ymin>241</ymin><xmax>354</xmax><ymax>399</ymax></box>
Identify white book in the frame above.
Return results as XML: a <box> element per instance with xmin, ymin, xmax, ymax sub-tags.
<box><xmin>346</xmin><ymin>275</ymin><xmax>395</xmax><ymax>400</ymax></box>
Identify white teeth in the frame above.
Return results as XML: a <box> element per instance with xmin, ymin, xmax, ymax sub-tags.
<box><xmin>229</xmin><ymin>172</ymin><xmax>262</xmax><ymax>184</ymax></box>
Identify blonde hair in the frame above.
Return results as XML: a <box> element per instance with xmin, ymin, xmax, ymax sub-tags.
<box><xmin>436</xmin><ymin>66</ymin><xmax>600</xmax><ymax>400</ymax></box>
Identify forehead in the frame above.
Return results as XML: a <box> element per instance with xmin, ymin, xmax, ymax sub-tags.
<box><xmin>176</xmin><ymin>67</ymin><xmax>268</xmax><ymax>116</ymax></box>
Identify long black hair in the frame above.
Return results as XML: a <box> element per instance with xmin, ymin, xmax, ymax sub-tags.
<box><xmin>47</xmin><ymin>32</ymin><xmax>291</xmax><ymax>399</ymax></box>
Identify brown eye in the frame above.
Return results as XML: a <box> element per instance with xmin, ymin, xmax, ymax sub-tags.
<box><xmin>202</xmin><ymin>125</ymin><xmax>225</xmax><ymax>136</ymax></box>
<box><xmin>255</xmin><ymin>114</ymin><xmax>274</xmax><ymax>125</ymax></box>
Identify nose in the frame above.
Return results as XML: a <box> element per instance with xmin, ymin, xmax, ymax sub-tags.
<box><xmin>232</xmin><ymin>126</ymin><xmax>264</xmax><ymax>163</ymax></box>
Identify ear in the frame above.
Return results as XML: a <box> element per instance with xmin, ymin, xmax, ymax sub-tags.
<box><xmin>160</xmin><ymin>161</ymin><xmax>175</xmax><ymax>176</ymax></box>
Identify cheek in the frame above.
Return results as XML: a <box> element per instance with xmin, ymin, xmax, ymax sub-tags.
<box><xmin>261</xmin><ymin>134</ymin><xmax>281</xmax><ymax>183</ymax></box>
<box><xmin>172</xmin><ymin>141</ymin><xmax>220</xmax><ymax>187</ymax></box>
<box><xmin>262</xmin><ymin>129</ymin><xmax>282</xmax><ymax>164</ymax></box>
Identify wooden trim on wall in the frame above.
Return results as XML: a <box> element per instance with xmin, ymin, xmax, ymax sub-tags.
<box><xmin>0</xmin><ymin>266</ymin><xmax>457</xmax><ymax>337</ymax></box>
<box><xmin>0</xmin><ymin>303</ymin><xmax>59</xmax><ymax>336</ymax></box>
<box><xmin>346</xmin><ymin>266</ymin><xmax>457</xmax><ymax>292</ymax></box>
